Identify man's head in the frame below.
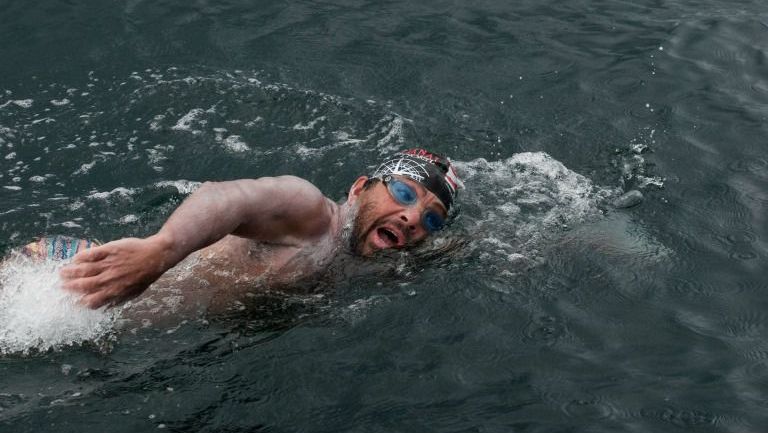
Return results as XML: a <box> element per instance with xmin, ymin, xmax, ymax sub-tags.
<box><xmin>346</xmin><ymin>149</ymin><xmax>463</xmax><ymax>256</ymax></box>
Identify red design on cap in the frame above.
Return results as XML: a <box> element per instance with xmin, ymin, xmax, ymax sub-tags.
<box><xmin>403</xmin><ymin>148</ymin><xmax>439</xmax><ymax>162</ymax></box>
<box><xmin>444</xmin><ymin>166</ymin><xmax>460</xmax><ymax>192</ymax></box>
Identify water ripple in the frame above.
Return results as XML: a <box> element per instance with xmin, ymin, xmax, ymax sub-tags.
<box><xmin>639</xmin><ymin>405</ymin><xmax>718</xmax><ymax>429</ymax></box>
<box><xmin>561</xmin><ymin>395</ymin><xmax>616</xmax><ymax>421</ymax></box>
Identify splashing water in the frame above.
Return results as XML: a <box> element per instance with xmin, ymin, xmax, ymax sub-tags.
<box><xmin>454</xmin><ymin>152</ymin><xmax>619</xmax><ymax>268</ymax></box>
<box><xmin>0</xmin><ymin>255</ymin><xmax>119</xmax><ymax>355</ymax></box>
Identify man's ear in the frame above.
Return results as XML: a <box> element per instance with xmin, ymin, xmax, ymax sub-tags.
<box><xmin>347</xmin><ymin>176</ymin><xmax>369</xmax><ymax>203</ymax></box>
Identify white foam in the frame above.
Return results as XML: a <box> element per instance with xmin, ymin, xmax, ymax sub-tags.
<box><xmin>293</xmin><ymin>130</ymin><xmax>367</xmax><ymax>159</ymax></box>
<box><xmin>222</xmin><ymin>135</ymin><xmax>249</xmax><ymax>152</ymax></box>
<box><xmin>244</xmin><ymin>116</ymin><xmax>264</xmax><ymax>128</ymax></box>
<box><xmin>0</xmin><ymin>99</ymin><xmax>34</xmax><ymax>109</ymax></box>
<box><xmin>72</xmin><ymin>160</ymin><xmax>97</xmax><ymax>175</ymax></box>
<box><xmin>376</xmin><ymin>115</ymin><xmax>407</xmax><ymax>153</ymax></box>
<box><xmin>622</xmin><ymin>127</ymin><xmax>665</xmax><ymax>190</ymax></box>
<box><xmin>455</xmin><ymin>152</ymin><xmax>618</xmax><ymax>262</ymax></box>
<box><xmin>119</xmin><ymin>214</ymin><xmax>139</xmax><ymax>224</ymax></box>
<box><xmin>154</xmin><ymin>180</ymin><xmax>201</xmax><ymax>194</ymax></box>
<box><xmin>50</xmin><ymin>98</ymin><xmax>70</xmax><ymax>106</ymax></box>
<box><xmin>292</xmin><ymin>115</ymin><xmax>326</xmax><ymax>130</ymax></box>
<box><xmin>171</xmin><ymin>108</ymin><xmax>205</xmax><ymax>133</ymax></box>
<box><xmin>0</xmin><ymin>256</ymin><xmax>119</xmax><ymax>355</ymax></box>
<box><xmin>340</xmin><ymin>295</ymin><xmax>391</xmax><ymax>324</ymax></box>
<box><xmin>86</xmin><ymin>187</ymin><xmax>136</xmax><ymax>200</ymax></box>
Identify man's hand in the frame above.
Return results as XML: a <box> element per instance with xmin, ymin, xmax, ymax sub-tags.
<box><xmin>59</xmin><ymin>235</ymin><xmax>174</xmax><ymax>309</ymax></box>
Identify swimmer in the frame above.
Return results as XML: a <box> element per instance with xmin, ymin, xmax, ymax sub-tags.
<box><xmin>48</xmin><ymin>149</ymin><xmax>463</xmax><ymax>311</ymax></box>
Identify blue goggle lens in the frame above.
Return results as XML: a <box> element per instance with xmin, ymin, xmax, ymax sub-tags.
<box><xmin>388</xmin><ymin>180</ymin><xmax>418</xmax><ymax>205</ymax></box>
<box><xmin>386</xmin><ymin>179</ymin><xmax>446</xmax><ymax>233</ymax></box>
<box><xmin>422</xmin><ymin>211</ymin><xmax>445</xmax><ymax>232</ymax></box>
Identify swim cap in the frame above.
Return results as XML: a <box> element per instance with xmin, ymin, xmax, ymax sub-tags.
<box><xmin>371</xmin><ymin>148</ymin><xmax>463</xmax><ymax>211</ymax></box>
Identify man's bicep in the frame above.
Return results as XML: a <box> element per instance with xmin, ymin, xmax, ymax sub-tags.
<box><xmin>232</xmin><ymin>176</ymin><xmax>334</xmax><ymax>242</ymax></box>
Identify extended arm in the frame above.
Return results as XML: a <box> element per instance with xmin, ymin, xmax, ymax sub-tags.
<box><xmin>156</xmin><ymin>176</ymin><xmax>334</xmax><ymax>264</ymax></box>
<box><xmin>60</xmin><ymin>176</ymin><xmax>335</xmax><ymax>308</ymax></box>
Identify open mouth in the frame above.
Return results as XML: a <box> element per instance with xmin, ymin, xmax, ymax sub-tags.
<box><xmin>376</xmin><ymin>226</ymin><xmax>401</xmax><ymax>248</ymax></box>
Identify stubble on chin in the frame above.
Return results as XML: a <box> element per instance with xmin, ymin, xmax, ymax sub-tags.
<box><xmin>350</xmin><ymin>201</ymin><xmax>377</xmax><ymax>256</ymax></box>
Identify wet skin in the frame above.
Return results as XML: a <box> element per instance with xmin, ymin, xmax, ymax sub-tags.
<box><xmin>58</xmin><ymin>175</ymin><xmax>448</xmax><ymax>310</ymax></box>
<box><xmin>352</xmin><ymin>177</ymin><xmax>448</xmax><ymax>256</ymax></box>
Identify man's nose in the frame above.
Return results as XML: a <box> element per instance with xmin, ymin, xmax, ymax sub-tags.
<box><xmin>398</xmin><ymin>207</ymin><xmax>425</xmax><ymax>235</ymax></box>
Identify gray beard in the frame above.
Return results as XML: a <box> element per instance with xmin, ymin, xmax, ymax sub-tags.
<box><xmin>344</xmin><ymin>201</ymin><xmax>374</xmax><ymax>255</ymax></box>
<box><xmin>340</xmin><ymin>201</ymin><xmax>360</xmax><ymax>254</ymax></box>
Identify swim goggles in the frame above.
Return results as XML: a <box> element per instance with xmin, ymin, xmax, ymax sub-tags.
<box><xmin>383</xmin><ymin>176</ymin><xmax>446</xmax><ymax>233</ymax></box>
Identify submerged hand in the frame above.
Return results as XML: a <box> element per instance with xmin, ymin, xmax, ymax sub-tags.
<box><xmin>59</xmin><ymin>236</ymin><xmax>174</xmax><ymax>309</ymax></box>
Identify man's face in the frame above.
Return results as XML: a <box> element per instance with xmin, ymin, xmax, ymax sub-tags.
<box><xmin>351</xmin><ymin>177</ymin><xmax>448</xmax><ymax>256</ymax></box>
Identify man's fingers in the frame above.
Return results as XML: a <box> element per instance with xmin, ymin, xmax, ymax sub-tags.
<box><xmin>79</xmin><ymin>291</ymin><xmax>112</xmax><ymax>310</ymax></box>
<box><xmin>72</xmin><ymin>246</ymin><xmax>109</xmax><ymax>264</ymax></box>
<box><xmin>60</xmin><ymin>263</ymin><xmax>102</xmax><ymax>279</ymax></box>
<box><xmin>61</xmin><ymin>275</ymin><xmax>105</xmax><ymax>295</ymax></box>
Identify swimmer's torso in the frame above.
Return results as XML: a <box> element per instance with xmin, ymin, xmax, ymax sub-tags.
<box><xmin>124</xmin><ymin>232</ymin><xmax>343</xmax><ymax>321</ymax></box>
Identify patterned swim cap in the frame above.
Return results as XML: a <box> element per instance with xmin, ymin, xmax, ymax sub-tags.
<box><xmin>371</xmin><ymin>148</ymin><xmax>463</xmax><ymax>211</ymax></box>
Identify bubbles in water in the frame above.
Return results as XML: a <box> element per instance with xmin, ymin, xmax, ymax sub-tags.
<box><xmin>220</xmin><ymin>134</ymin><xmax>249</xmax><ymax>153</ymax></box>
<box><xmin>0</xmin><ymin>254</ymin><xmax>119</xmax><ymax>355</ymax></box>
<box><xmin>153</xmin><ymin>180</ymin><xmax>201</xmax><ymax>195</ymax></box>
<box><xmin>50</xmin><ymin>98</ymin><xmax>70</xmax><ymax>106</ymax></box>
<box><xmin>0</xmin><ymin>99</ymin><xmax>34</xmax><ymax>109</ymax></box>
<box><xmin>455</xmin><ymin>152</ymin><xmax>618</xmax><ymax>268</ymax></box>
<box><xmin>170</xmin><ymin>108</ymin><xmax>206</xmax><ymax>134</ymax></box>
<box><xmin>620</xmin><ymin>127</ymin><xmax>665</xmax><ymax>190</ymax></box>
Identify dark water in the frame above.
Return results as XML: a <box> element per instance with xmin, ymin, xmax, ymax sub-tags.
<box><xmin>1</xmin><ymin>0</ymin><xmax>768</xmax><ymax>431</ymax></box>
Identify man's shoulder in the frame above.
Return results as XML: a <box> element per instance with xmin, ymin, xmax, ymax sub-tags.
<box><xmin>226</xmin><ymin>175</ymin><xmax>331</xmax><ymax>206</ymax></box>
<box><xmin>270</xmin><ymin>174</ymin><xmax>313</xmax><ymax>184</ymax></box>
<box><xmin>268</xmin><ymin>175</ymin><xmax>334</xmax><ymax>209</ymax></box>
<box><xmin>245</xmin><ymin>175</ymin><xmax>323</xmax><ymax>196</ymax></box>
<box><xmin>257</xmin><ymin>175</ymin><xmax>337</xmax><ymax>239</ymax></box>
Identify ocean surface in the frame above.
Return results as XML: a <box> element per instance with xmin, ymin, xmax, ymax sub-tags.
<box><xmin>1</xmin><ymin>0</ymin><xmax>767</xmax><ymax>431</ymax></box>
